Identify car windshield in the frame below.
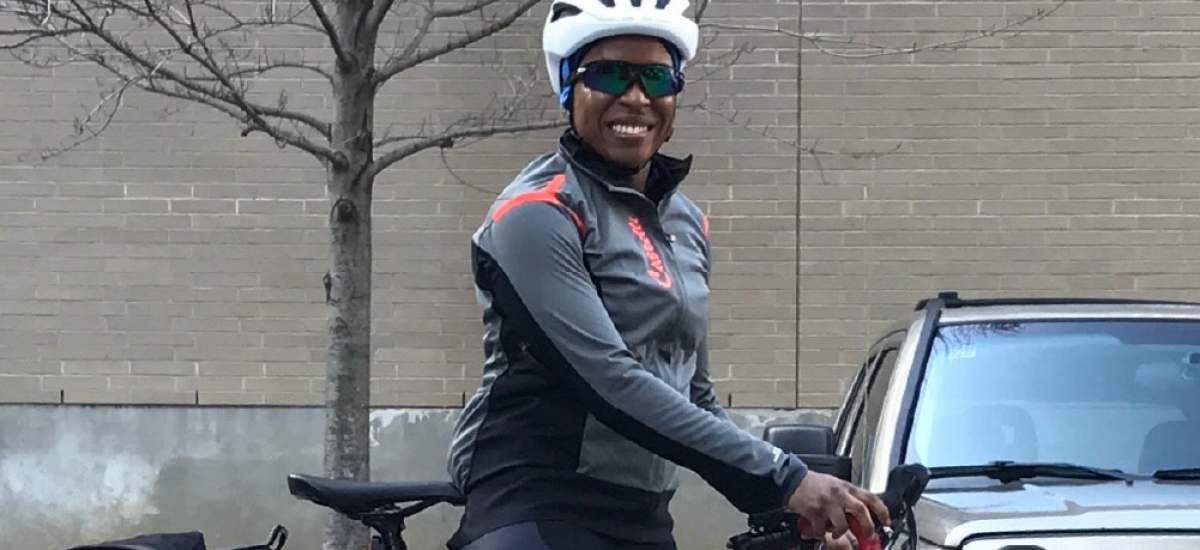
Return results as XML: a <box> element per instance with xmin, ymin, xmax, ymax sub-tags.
<box><xmin>903</xmin><ymin>319</ymin><xmax>1200</xmax><ymax>480</ymax></box>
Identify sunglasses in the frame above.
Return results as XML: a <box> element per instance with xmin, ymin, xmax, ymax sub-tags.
<box><xmin>569</xmin><ymin>60</ymin><xmax>685</xmax><ymax>99</ymax></box>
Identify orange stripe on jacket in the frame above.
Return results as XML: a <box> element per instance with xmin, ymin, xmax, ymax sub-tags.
<box><xmin>491</xmin><ymin>174</ymin><xmax>584</xmax><ymax>234</ymax></box>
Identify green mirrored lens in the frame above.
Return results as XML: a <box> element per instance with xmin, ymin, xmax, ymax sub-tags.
<box><xmin>638</xmin><ymin>66</ymin><xmax>672</xmax><ymax>97</ymax></box>
<box><xmin>578</xmin><ymin>61</ymin><xmax>681</xmax><ymax>98</ymax></box>
<box><xmin>588</xmin><ymin>66</ymin><xmax>634</xmax><ymax>95</ymax></box>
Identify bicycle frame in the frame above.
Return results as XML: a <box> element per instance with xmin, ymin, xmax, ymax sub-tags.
<box><xmin>285</xmin><ymin>462</ymin><xmax>930</xmax><ymax>550</ymax></box>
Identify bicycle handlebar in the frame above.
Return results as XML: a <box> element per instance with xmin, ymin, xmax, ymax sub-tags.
<box><xmin>726</xmin><ymin>464</ymin><xmax>931</xmax><ymax>550</ymax></box>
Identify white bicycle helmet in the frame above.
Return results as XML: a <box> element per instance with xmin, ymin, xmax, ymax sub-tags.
<box><xmin>542</xmin><ymin>0</ymin><xmax>700</xmax><ymax>98</ymax></box>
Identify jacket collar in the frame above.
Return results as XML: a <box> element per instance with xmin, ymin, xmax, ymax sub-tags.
<box><xmin>556</xmin><ymin>128</ymin><xmax>693</xmax><ymax>204</ymax></box>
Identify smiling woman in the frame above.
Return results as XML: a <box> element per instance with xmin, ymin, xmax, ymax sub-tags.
<box><xmin>566</xmin><ymin>36</ymin><xmax>683</xmax><ymax>189</ymax></box>
<box><xmin>440</xmin><ymin>2</ymin><xmax>889</xmax><ymax>550</ymax></box>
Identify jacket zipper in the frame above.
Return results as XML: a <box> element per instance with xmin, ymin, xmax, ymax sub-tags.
<box><xmin>640</xmin><ymin>198</ymin><xmax>689</xmax><ymax>348</ymax></box>
<box><xmin>568</xmin><ymin>162</ymin><xmax>692</xmax><ymax>350</ymax></box>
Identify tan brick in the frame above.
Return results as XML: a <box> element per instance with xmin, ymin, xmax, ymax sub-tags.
<box><xmin>176</xmin><ymin>377</ymin><xmax>243</xmax><ymax>392</ymax></box>
<box><xmin>0</xmin><ymin>375</ymin><xmax>43</xmax><ymax>393</ymax></box>
<box><xmin>131</xmin><ymin>362</ymin><xmax>197</xmax><ymax>376</ymax></box>
<box><xmin>109</xmin><ymin>376</ymin><xmax>177</xmax><ymax>391</ymax></box>
<box><xmin>63</xmin><ymin>390</ymin><xmax>131</xmax><ymax>404</ymax></box>
<box><xmin>372</xmin><ymin>392</ymin><xmax>465</xmax><ymax>408</ymax></box>
<box><xmin>63</xmin><ymin>361</ymin><xmax>130</xmax><ymax>375</ymax></box>
<box><xmin>42</xmin><ymin>375</ymin><xmax>108</xmax><ymax>391</ymax></box>
<box><xmin>263</xmin><ymin>392</ymin><xmax>323</xmax><ymax>406</ymax></box>
<box><xmin>796</xmin><ymin>393</ymin><xmax>845</xmax><ymax>409</ymax></box>
<box><xmin>197</xmin><ymin>392</ymin><xmax>265</xmax><ymax>406</ymax></box>
<box><xmin>730</xmin><ymin>393</ymin><xmax>794</xmax><ymax>408</ymax></box>
<box><xmin>0</xmin><ymin>386</ymin><xmax>60</xmax><ymax>403</ymax></box>
<box><xmin>244</xmin><ymin>377</ymin><xmax>311</xmax><ymax>393</ymax></box>
<box><xmin>131</xmin><ymin>391</ymin><xmax>197</xmax><ymax>405</ymax></box>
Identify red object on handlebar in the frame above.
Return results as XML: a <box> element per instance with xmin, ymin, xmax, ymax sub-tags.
<box><xmin>848</xmin><ymin>516</ymin><xmax>880</xmax><ymax>550</ymax></box>
<box><xmin>795</xmin><ymin>516</ymin><xmax>880</xmax><ymax>550</ymax></box>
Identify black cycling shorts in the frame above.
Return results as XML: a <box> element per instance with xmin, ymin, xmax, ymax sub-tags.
<box><xmin>456</xmin><ymin>521</ymin><xmax>677</xmax><ymax>550</ymax></box>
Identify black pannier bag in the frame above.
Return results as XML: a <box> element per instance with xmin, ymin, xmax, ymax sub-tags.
<box><xmin>65</xmin><ymin>531</ymin><xmax>207</xmax><ymax>550</ymax></box>
<box><xmin>64</xmin><ymin>525</ymin><xmax>287</xmax><ymax>550</ymax></box>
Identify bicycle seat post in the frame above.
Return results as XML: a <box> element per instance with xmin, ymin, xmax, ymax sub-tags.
<box><xmin>286</xmin><ymin>473</ymin><xmax>465</xmax><ymax>550</ymax></box>
<box><xmin>357</xmin><ymin>510</ymin><xmax>407</xmax><ymax>550</ymax></box>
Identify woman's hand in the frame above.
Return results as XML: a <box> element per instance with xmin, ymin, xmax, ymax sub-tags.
<box><xmin>823</xmin><ymin>532</ymin><xmax>854</xmax><ymax>550</ymax></box>
<box><xmin>787</xmin><ymin>471</ymin><xmax>890</xmax><ymax>542</ymax></box>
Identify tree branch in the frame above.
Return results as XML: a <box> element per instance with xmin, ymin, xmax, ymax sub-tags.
<box><xmin>77</xmin><ymin>42</ymin><xmax>335</xmax><ymax>160</ymax></box>
<box><xmin>4</xmin><ymin>0</ymin><xmax>341</xmax><ymax>166</ymax></box>
<box><xmin>437</xmin><ymin>143</ymin><xmax>500</xmax><ymax>195</ymax></box>
<box><xmin>34</xmin><ymin>76</ymin><xmax>136</xmax><ymax>161</ymax></box>
<box><xmin>771</xmin><ymin>0</ymin><xmax>1067</xmax><ymax>59</ymax></box>
<box><xmin>142</xmin><ymin>0</ymin><xmax>331</xmax><ymax>138</ymax></box>
<box><xmin>307</xmin><ymin>0</ymin><xmax>354</xmax><ymax>72</ymax></box>
<box><xmin>372</xmin><ymin>109</ymin><xmax>438</xmax><ymax>149</ymax></box>
<box><xmin>374</xmin><ymin>0</ymin><xmax>540</xmax><ymax>86</ymax></box>
<box><xmin>692</xmin><ymin>0</ymin><xmax>710</xmax><ymax>23</ymax></box>
<box><xmin>0</xmin><ymin>27</ymin><xmax>86</xmax><ymax>49</ymax></box>
<box><xmin>362</xmin><ymin>0</ymin><xmax>397</xmax><ymax>38</ymax></box>
<box><xmin>689</xmin><ymin>100</ymin><xmax>901</xmax><ymax>187</ymax></box>
<box><xmin>226</xmin><ymin>60</ymin><xmax>334</xmax><ymax>84</ymax></box>
<box><xmin>686</xmin><ymin>28</ymin><xmax>753</xmax><ymax>85</ymax></box>
<box><xmin>390</xmin><ymin>0</ymin><xmax>436</xmax><ymax>70</ymax></box>
<box><xmin>702</xmin><ymin>0</ymin><xmax>1068</xmax><ymax>184</ymax></box>
<box><xmin>151</xmin><ymin>0</ymin><xmax>338</xmax><ymax>150</ymax></box>
<box><xmin>369</xmin><ymin>118</ymin><xmax>566</xmax><ymax>178</ymax></box>
<box><xmin>433</xmin><ymin>0</ymin><xmax>507</xmax><ymax>19</ymax></box>
<box><xmin>802</xmin><ymin>144</ymin><xmax>829</xmax><ymax>186</ymax></box>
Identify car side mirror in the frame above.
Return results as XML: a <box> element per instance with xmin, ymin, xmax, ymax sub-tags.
<box><xmin>763</xmin><ymin>424</ymin><xmax>852</xmax><ymax>481</ymax></box>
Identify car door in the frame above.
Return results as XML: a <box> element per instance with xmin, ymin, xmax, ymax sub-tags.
<box><xmin>836</xmin><ymin>332</ymin><xmax>906</xmax><ymax>486</ymax></box>
<box><xmin>833</xmin><ymin>353</ymin><xmax>870</xmax><ymax>482</ymax></box>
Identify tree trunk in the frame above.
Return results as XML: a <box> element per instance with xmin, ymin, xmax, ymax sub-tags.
<box><xmin>323</xmin><ymin>187</ymin><xmax>372</xmax><ymax>550</ymax></box>
<box><xmin>323</xmin><ymin>3</ymin><xmax>375</xmax><ymax>550</ymax></box>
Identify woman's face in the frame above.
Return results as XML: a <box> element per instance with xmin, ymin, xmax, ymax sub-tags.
<box><xmin>571</xmin><ymin>35</ymin><xmax>678</xmax><ymax>174</ymax></box>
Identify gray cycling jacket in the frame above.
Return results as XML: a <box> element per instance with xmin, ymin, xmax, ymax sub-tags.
<box><xmin>445</xmin><ymin>130</ymin><xmax>809</xmax><ymax>546</ymax></box>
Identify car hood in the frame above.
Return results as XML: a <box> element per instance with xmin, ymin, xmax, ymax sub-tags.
<box><xmin>914</xmin><ymin>479</ymin><xmax>1200</xmax><ymax>548</ymax></box>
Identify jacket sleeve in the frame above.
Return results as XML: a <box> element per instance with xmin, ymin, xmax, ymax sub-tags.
<box><xmin>690</xmin><ymin>212</ymin><xmax>732</xmax><ymax>422</ymax></box>
<box><xmin>474</xmin><ymin>199</ymin><xmax>808</xmax><ymax>514</ymax></box>
<box><xmin>690</xmin><ymin>337</ymin><xmax>733</xmax><ymax>422</ymax></box>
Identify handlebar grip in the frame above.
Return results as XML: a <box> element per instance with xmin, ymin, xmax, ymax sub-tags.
<box><xmin>729</xmin><ymin>464</ymin><xmax>931</xmax><ymax>550</ymax></box>
<box><xmin>726</xmin><ymin>530</ymin><xmax>815</xmax><ymax>550</ymax></box>
<box><xmin>883</xmin><ymin>463</ymin><xmax>930</xmax><ymax>521</ymax></box>
<box><xmin>848</xmin><ymin>516</ymin><xmax>880</xmax><ymax>550</ymax></box>
<box><xmin>795</xmin><ymin>515</ymin><xmax>880</xmax><ymax>550</ymax></box>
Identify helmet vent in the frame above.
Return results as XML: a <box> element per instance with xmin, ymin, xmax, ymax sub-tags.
<box><xmin>552</xmin><ymin>3</ymin><xmax>585</xmax><ymax>21</ymax></box>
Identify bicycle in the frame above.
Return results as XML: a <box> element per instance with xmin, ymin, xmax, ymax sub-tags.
<box><xmin>66</xmin><ymin>439</ymin><xmax>930</xmax><ymax>550</ymax></box>
<box><xmin>284</xmin><ymin>461</ymin><xmax>930</xmax><ymax>550</ymax></box>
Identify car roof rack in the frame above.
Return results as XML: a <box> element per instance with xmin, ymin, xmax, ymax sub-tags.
<box><xmin>914</xmin><ymin>291</ymin><xmax>1200</xmax><ymax>311</ymax></box>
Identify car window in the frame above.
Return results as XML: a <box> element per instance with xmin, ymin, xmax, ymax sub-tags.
<box><xmin>849</xmin><ymin>347</ymin><xmax>900</xmax><ymax>484</ymax></box>
<box><xmin>904</xmin><ymin>320</ymin><xmax>1200</xmax><ymax>478</ymax></box>
<box><xmin>834</xmin><ymin>355</ymin><xmax>870</xmax><ymax>446</ymax></box>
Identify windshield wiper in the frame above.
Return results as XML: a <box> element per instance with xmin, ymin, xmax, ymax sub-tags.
<box><xmin>1153</xmin><ymin>468</ymin><xmax>1200</xmax><ymax>481</ymax></box>
<box><xmin>929</xmin><ymin>461</ymin><xmax>1139</xmax><ymax>484</ymax></box>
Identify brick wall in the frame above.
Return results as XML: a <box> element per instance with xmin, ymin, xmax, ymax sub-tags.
<box><xmin>800</xmin><ymin>0</ymin><xmax>1200</xmax><ymax>404</ymax></box>
<box><xmin>10</xmin><ymin>0</ymin><xmax>1199</xmax><ymax>411</ymax></box>
<box><xmin>0</xmin><ymin>1</ymin><xmax>803</xmax><ymax>407</ymax></box>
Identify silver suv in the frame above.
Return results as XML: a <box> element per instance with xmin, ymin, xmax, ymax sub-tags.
<box><xmin>768</xmin><ymin>292</ymin><xmax>1200</xmax><ymax>549</ymax></box>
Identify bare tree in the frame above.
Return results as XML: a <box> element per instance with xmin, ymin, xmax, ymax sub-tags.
<box><xmin>0</xmin><ymin>1</ymin><xmax>763</xmax><ymax>548</ymax></box>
